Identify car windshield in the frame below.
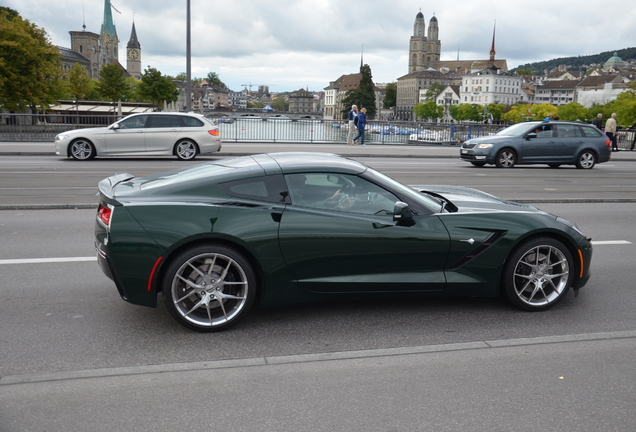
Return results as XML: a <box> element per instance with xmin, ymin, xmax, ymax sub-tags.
<box><xmin>495</xmin><ymin>122</ymin><xmax>541</xmax><ymax>137</ymax></box>
<box><xmin>365</xmin><ymin>168</ymin><xmax>443</xmax><ymax>212</ymax></box>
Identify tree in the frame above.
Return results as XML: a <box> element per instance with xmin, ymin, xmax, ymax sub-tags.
<box><xmin>383</xmin><ymin>82</ymin><xmax>396</xmax><ymax>108</ymax></box>
<box><xmin>270</xmin><ymin>96</ymin><xmax>289</xmax><ymax>111</ymax></box>
<box><xmin>97</xmin><ymin>63</ymin><xmax>129</xmax><ymax>102</ymax></box>
<box><xmin>340</xmin><ymin>64</ymin><xmax>376</xmax><ymax>119</ymax></box>
<box><xmin>413</xmin><ymin>100</ymin><xmax>443</xmax><ymax>121</ymax></box>
<box><xmin>64</xmin><ymin>63</ymin><xmax>92</xmax><ymax>101</ymax></box>
<box><xmin>206</xmin><ymin>72</ymin><xmax>227</xmax><ymax>89</ymax></box>
<box><xmin>556</xmin><ymin>102</ymin><xmax>589</xmax><ymax>122</ymax></box>
<box><xmin>486</xmin><ymin>103</ymin><xmax>506</xmax><ymax>122</ymax></box>
<box><xmin>515</xmin><ymin>68</ymin><xmax>533</xmax><ymax>75</ymax></box>
<box><xmin>0</xmin><ymin>10</ymin><xmax>65</xmax><ymax>112</ymax></box>
<box><xmin>424</xmin><ymin>82</ymin><xmax>445</xmax><ymax>101</ymax></box>
<box><xmin>137</xmin><ymin>66</ymin><xmax>178</xmax><ymax>108</ymax></box>
<box><xmin>449</xmin><ymin>103</ymin><xmax>483</xmax><ymax>122</ymax></box>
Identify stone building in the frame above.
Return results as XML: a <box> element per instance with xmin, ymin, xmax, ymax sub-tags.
<box><xmin>408</xmin><ymin>11</ymin><xmax>441</xmax><ymax>72</ymax></box>
<box><xmin>289</xmin><ymin>89</ymin><xmax>314</xmax><ymax>113</ymax></box>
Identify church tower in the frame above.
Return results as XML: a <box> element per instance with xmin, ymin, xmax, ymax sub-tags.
<box><xmin>100</xmin><ymin>0</ymin><xmax>119</xmax><ymax>66</ymax></box>
<box><xmin>126</xmin><ymin>21</ymin><xmax>142</xmax><ymax>79</ymax></box>
<box><xmin>408</xmin><ymin>11</ymin><xmax>441</xmax><ymax>73</ymax></box>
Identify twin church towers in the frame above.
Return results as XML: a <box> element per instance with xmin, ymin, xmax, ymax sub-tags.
<box><xmin>408</xmin><ymin>10</ymin><xmax>441</xmax><ymax>73</ymax></box>
<box><xmin>68</xmin><ymin>0</ymin><xmax>141</xmax><ymax>79</ymax></box>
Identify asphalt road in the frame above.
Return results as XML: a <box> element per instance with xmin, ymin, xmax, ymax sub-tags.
<box><xmin>1</xmin><ymin>149</ymin><xmax>635</xmax><ymax>431</ymax></box>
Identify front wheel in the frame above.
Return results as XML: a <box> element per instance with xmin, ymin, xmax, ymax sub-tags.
<box><xmin>175</xmin><ymin>139</ymin><xmax>198</xmax><ymax>160</ymax></box>
<box><xmin>162</xmin><ymin>245</ymin><xmax>256</xmax><ymax>332</ymax></box>
<box><xmin>495</xmin><ymin>149</ymin><xmax>516</xmax><ymax>168</ymax></box>
<box><xmin>575</xmin><ymin>151</ymin><xmax>596</xmax><ymax>169</ymax></box>
<box><xmin>70</xmin><ymin>139</ymin><xmax>96</xmax><ymax>160</ymax></box>
<box><xmin>502</xmin><ymin>237</ymin><xmax>573</xmax><ymax>311</ymax></box>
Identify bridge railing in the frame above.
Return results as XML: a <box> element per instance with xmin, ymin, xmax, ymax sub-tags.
<box><xmin>0</xmin><ymin>113</ymin><xmax>507</xmax><ymax>144</ymax></box>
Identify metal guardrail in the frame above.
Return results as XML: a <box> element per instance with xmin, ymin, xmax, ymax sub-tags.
<box><xmin>617</xmin><ymin>130</ymin><xmax>636</xmax><ymax>150</ymax></box>
<box><xmin>0</xmin><ymin>113</ymin><xmax>506</xmax><ymax>144</ymax></box>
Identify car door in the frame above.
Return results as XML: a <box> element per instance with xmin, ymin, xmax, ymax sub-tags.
<box><xmin>518</xmin><ymin>124</ymin><xmax>555</xmax><ymax>163</ymax></box>
<box><xmin>144</xmin><ymin>115</ymin><xmax>182</xmax><ymax>154</ymax></box>
<box><xmin>278</xmin><ymin>173</ymin><xmax>450</xmax><ymax>293</ymax></box>
<box><xmin>553</xmin><ymin>124</ymin><xmax>584</xmax><ymax>162</ymax></box>
<box><xmin>103</xmin><ymin>115</ymin><xmax>148</xmax><ymax>154</ymax></box>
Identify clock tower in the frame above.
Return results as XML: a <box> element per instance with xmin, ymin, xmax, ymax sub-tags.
<box><xmin>127</xmin><ymin>21</ymin><xmax>142</xmax><ymax>79</ymax></box>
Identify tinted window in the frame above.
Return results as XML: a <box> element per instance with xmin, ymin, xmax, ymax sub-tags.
<box><xmin>285</xmin><ymin>173</ymin><xmax>399</xmax><ymax>215</ymax></box>
<box><xmin>180</xmin><ymin>116</ymin><xmax>204</xmax><ymax>127</ymax></box>
<box><xmin>147</xmin><ymin>115</ymin><xmax>180</xmax><ymax>128</ymax></box>
<box><xmin>555</xmin><ymin>124</ymin><xmax>581</xmax><ymax>138</ymax></box>
<box><xmin>536</xmin><ymin>124</ymin><xmax>553</xmax><ymax>138</ymax></box>
<box><xmin>581</xmin><ymin>126</ymin><xmax>603</xmax><ymax>137</ymax></box>
<box><xmin>219</xmin><ymin>175</ymin><xmax>287</xmax><ymax>203</ymax></box>
<box><xmin>118</xmin><ymin>115</ymin><xmax>148</xmax><ymax>129</ymax></box>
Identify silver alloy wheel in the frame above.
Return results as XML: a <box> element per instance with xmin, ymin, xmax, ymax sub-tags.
<box><xmin>169</xmin><ymin>252</ymin><xmax>249</xmax><ymax>328</ymax></box>
<box><xmin>511</xmin><ymin>244</ymin><xmax>570</xmax><ymax>307</ymax></box>
<box><xmin>496</xmin><ymin>149</ymin><xmax>515</xmax><ymax>168</ymax></box>
<box><xmin>70</xmin><ymin>139</ymin><xmax>95</xmax><ymax>160</ymax></box>
<box><xmin>175</xmin><ymin>140</ymin><xmax>197</xmax><ymax>160</ymax></box>
<box><xmin>576</xmin><ymin>151</ymin><xmax>595</xmax><ymax>169</ymax></box>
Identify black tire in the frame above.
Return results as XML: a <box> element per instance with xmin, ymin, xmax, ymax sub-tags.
<box><xmin>502</xmin><ymin>237</ymin><xmax>574</xmax><ymax>311</ymax></box>
<box><xmin>69</xmin><ymin>139</ymin><xmax>96</xmax><ymax>160</ymax></box>
<box><xmin>162</xmin><ymin>245</ymin><xmax>256</xmax><ymax>332</ymax></box>
<box><xmin>575</xmin><ymin>151</ymin><xmax>596</xmax><ymax>169</ymax></box>
<box><xmin>470</xmin><ymin>162</ymin><xmax>486</xmax><ymax>167</ymax></box>
<box><xmin>175</xmin><ymin>139</ymin><xmax>199</xmax><ymax>160</ymax></box>
<box><xmin>548</xmin><ymin>163</ymin><xmax>561</xmax><ymax>168</ymax></box>
<box><xmin>495</xmin><ymin>149</ymin><xmax>516</xmax><ymax>168</ymax></box>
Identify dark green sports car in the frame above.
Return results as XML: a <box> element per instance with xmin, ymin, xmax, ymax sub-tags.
<box><xmin>95</xmin><ymin>152</ymin><xmax>592</xmax><ymax>332</ymax></box>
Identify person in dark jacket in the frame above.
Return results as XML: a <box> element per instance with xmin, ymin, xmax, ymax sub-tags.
<box><xmin>352</xmin><ymin>108</ymin><xmax>367</xmax><ymax>145</ymax></box>
<box><xmin>592</xmin><ymin>113</ymin><xmax>603</xmax><ymax>129</ymax></box>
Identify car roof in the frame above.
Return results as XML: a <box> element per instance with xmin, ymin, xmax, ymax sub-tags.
<box><xmin>266</xmin><ymin>152</ymin><xmax>367</xmax><ymax>175</ymax></box>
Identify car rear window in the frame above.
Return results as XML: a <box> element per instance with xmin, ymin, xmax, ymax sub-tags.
<box><xmin>581</xmin><ymin>126</ymin><xmax>603</xmax><ymax>137</ymax></box>
<box><xmin>147</xmin><ymin>115</ymin><xmax>181</xmax><ymax>128</ymax></box>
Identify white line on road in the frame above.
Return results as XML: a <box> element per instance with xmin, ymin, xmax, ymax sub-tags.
<box><xmin>591</xmin><ymin>240</ymin><xmax>632</xmax><ymax>245</ymax></box>
<box><xmin>0</xmin><ymin>257</ymin><xmax>96</xmax><ymax>265</ymax></box>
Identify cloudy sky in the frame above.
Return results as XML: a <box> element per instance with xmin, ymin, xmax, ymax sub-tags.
<box><xmin>7</xmin><ymin>0</ymin><xmax>636</xmax><ymax>92</ymax></box>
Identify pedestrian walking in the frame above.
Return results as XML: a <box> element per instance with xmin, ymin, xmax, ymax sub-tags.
<box><xmin>352</xmin><ymin>108</ymin><xmax>367</xmax><ymax>146</ymax></box>
<box><xmin>346</xmin><ymin>105</ymin><xmax>359</xmax><ymax>145</ymax></box>
<box><xmin>605</xmin><ymin>113</ymin><xmax>618</xmax><ymax>151</ymax></box>
<box><xmin>627</xmin><ymin>120</ymin><xmax>636</xmax><ymax>151</ymax></box>
<box><xmin>592</xmin><ymin>113</ymin><xmax>603</xmax><ymax>130</ymax></box>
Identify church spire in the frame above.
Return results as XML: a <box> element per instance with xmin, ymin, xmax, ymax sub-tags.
<box><xmin>100</xmin><ymin>0</ymin><xmax>117</xmax><ymax>39</ymax></box>
<box><xmin>127</xmin><ymin>20</ymin><xmax>140</xmax><ymax>49</ymax></box>
<box><xmin>489</xmin><ymin>21</ymin><xmax>496</xmax><ymax>63</ymax></box>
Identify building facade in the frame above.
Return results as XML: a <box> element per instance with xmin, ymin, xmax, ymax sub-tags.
<box><xmin>289</xmin><ymin>89</ymin><xmax>314</xmax><ymax>113</ymax></box>
<box><xmin>460</xmin><ymin>66</ymin><xmax>522</xmax><ymax>106</ymax></box>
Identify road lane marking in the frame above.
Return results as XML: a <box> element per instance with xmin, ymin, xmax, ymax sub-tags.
<box><xmin>591</xmin><ymin>240</ymin><xmax>632</xmax><ymax>245</ymax></box>
<box><xmin>0</xmin><ymin>257</ymin><xmax>96</xmax><ymax>265</ymax></box>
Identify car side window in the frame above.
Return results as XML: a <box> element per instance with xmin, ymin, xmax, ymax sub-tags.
<box><xmin>555</xmin><ymin>124</ymin><xmax>580</xmax><ymax>138</ymax></box>
<box><xmin>581</xmin><ymin>126</ymin><xmax>603</xmax><ymax>138</ymax></box>
<box><xmin>285</xmin><ymin>173</ymin><xmax>399</xmax><ymax>215</ymax></box>
<box><xmin>536</xmin><ymin>125</ymin><xmax>553</xmax><ymax>138</ymax></box>
<box><xmin>118</xmin><ymin>115</ymin><xmax>148</xmax><ymax>129</ymax></box>
<box><xmin>147</xmin><ymin>115</ymin><xmax>180</xmax><ymax>128</ymax></box>
<box><xmin>180</xmin><ymin>116</ymin><xmax>204</xmax><ymax>127</ymax></box>
<box><xmin>219</xmin><ymin>175</ymin><xmax>287</xmax><ymax>203</ymax></box>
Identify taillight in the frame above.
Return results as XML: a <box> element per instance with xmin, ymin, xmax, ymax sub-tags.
<box><xmin>98</xmin><ymin>204</ymin><xmax>112</xmax><ymax>227</ymax></box>
<box><xmin>606</xmin><ymin>140</ymin><xmax>611</xmax><ymax>149</ymax></box>
<box><xmin>208</xmin><ymin>130</ymin><xmax>220</xmax><ymax>136</ymax></box>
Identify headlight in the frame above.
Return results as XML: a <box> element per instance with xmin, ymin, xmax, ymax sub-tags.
<box><xmin>556</xmin><ymin>216</ymin><xmax>583</xmax><ymax>236</ymax></box>
<box><xmin>55</xmin><ymin>134</ymin><xmax>69</xmax><ymax>142</ymax></box>
<box><xmin>476</xmin><ymin>143</ymin><xmax>494</xmax><ymax>149</ymax></box>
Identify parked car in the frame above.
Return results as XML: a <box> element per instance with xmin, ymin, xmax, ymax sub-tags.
<box><xmin>95</xmin><ymin>152</ymin><xmax>592</xmax><ymax>332</ymax></box>
<box><xmin>459</xmin><ymin>121</ymin><xmax>611</xmax><ymax>169</ymax></box>
<box><xmin>55</xmin><ymin>112</ymin><xmax>221</xmax><ymax>160</ymax></box>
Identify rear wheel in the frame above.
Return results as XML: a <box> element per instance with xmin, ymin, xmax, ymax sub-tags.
<box><xmin>175</xmin><ymin>139</ymin><xmax>198</xmax><ymax>160</ymax></box>
<box><xmin>495</xmin><ymin>149</ymin><xmax>516</xmax><ymax>168</ymax></box>
<box><xmin>470</xmin><ymin>162</ymin><xmax>486</xmax><ymax>167</ymax></box>
<box><xmin>162</xmin><ymin>245</ymin><xmax>256</xmax><ymax>332</ymax></box>
<box><xmin>69</xmin><ymin>139</ymin><xmax>96</xmax><ymax>160</ymax></box>
<box><xmin>503</xmin><ymin>237</ymin><xmax>573</xmax><ymax>311</ymax></box>
<box><xmin>575</xmin><ymin>151</ymin><xmax>596</xmax><ymax>169</ymax></box>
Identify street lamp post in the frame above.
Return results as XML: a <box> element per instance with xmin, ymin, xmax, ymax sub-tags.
<box><xmin>185</xmin><ymin>0</ymin><xmax>192</xmax><ymax>112</ymax></box>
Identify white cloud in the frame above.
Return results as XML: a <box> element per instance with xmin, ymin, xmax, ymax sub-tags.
<box><xmin>6</xmin><ymin>0</ymin><xmax>636</xmax><ymax>92</ymax></box>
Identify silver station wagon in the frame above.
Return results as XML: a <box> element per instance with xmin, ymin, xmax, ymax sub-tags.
<box><xmin>55</xmin><ymin>112</ymin><xmax>222</xmax><ymax>160</ymax></box>
<box><xmin>460</xmin><ymin>121</ymin><xmax>611</xmax><ymax>169</ymax></box>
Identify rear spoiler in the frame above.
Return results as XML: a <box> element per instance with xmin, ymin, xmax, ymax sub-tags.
<box><xmin>98</xmin><ymin>172</ymin><xmax>134</xmax><ymax>199</ymax></box>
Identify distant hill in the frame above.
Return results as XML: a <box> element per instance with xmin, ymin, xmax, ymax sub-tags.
<box><xmin>512</xmin><ymin>47</ymin><xmax>636</xmax><ymax>75</ymax></box>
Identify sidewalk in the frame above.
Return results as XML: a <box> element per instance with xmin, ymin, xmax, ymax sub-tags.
<box><xmin>1</xmin><ymin>140</ymin><xmax>635</xmax><ymax>161</ymax></box>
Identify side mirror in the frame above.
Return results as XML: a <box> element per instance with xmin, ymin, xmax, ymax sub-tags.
<box><xmin>110</xmin><ymin>123</ymin><xmax>120</xmax><ymax>130</ymax></box>
<box><xmin>393</xmin><ymin>201</ymin><xmax>414</xmax><ymax>225</ymax></box>
<box><xmin>525</xmin><ymin>132</ymin><xmax>537</xmax><ymax>140</ymax></box>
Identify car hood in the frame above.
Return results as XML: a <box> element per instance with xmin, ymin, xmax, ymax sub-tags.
<box><xmin>410</xmin><ymin>184</ymin><xmax>545</xmax><ymax>214</ymax></box>
<box><xmin>464</xmin><ymin>134</ymin><xmax>518</xmax><ymax>145</ymax></box>
<box><xmin>61</xmin><ymin>126</ymin><xmax>109</xmax><ymax>136</ymax></box>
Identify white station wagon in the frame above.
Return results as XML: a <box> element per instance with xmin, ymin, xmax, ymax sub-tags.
<box><xmin>55</xmin><ymin>112</ymin><xmax>222</xmax><ymax>160</ymax></box>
